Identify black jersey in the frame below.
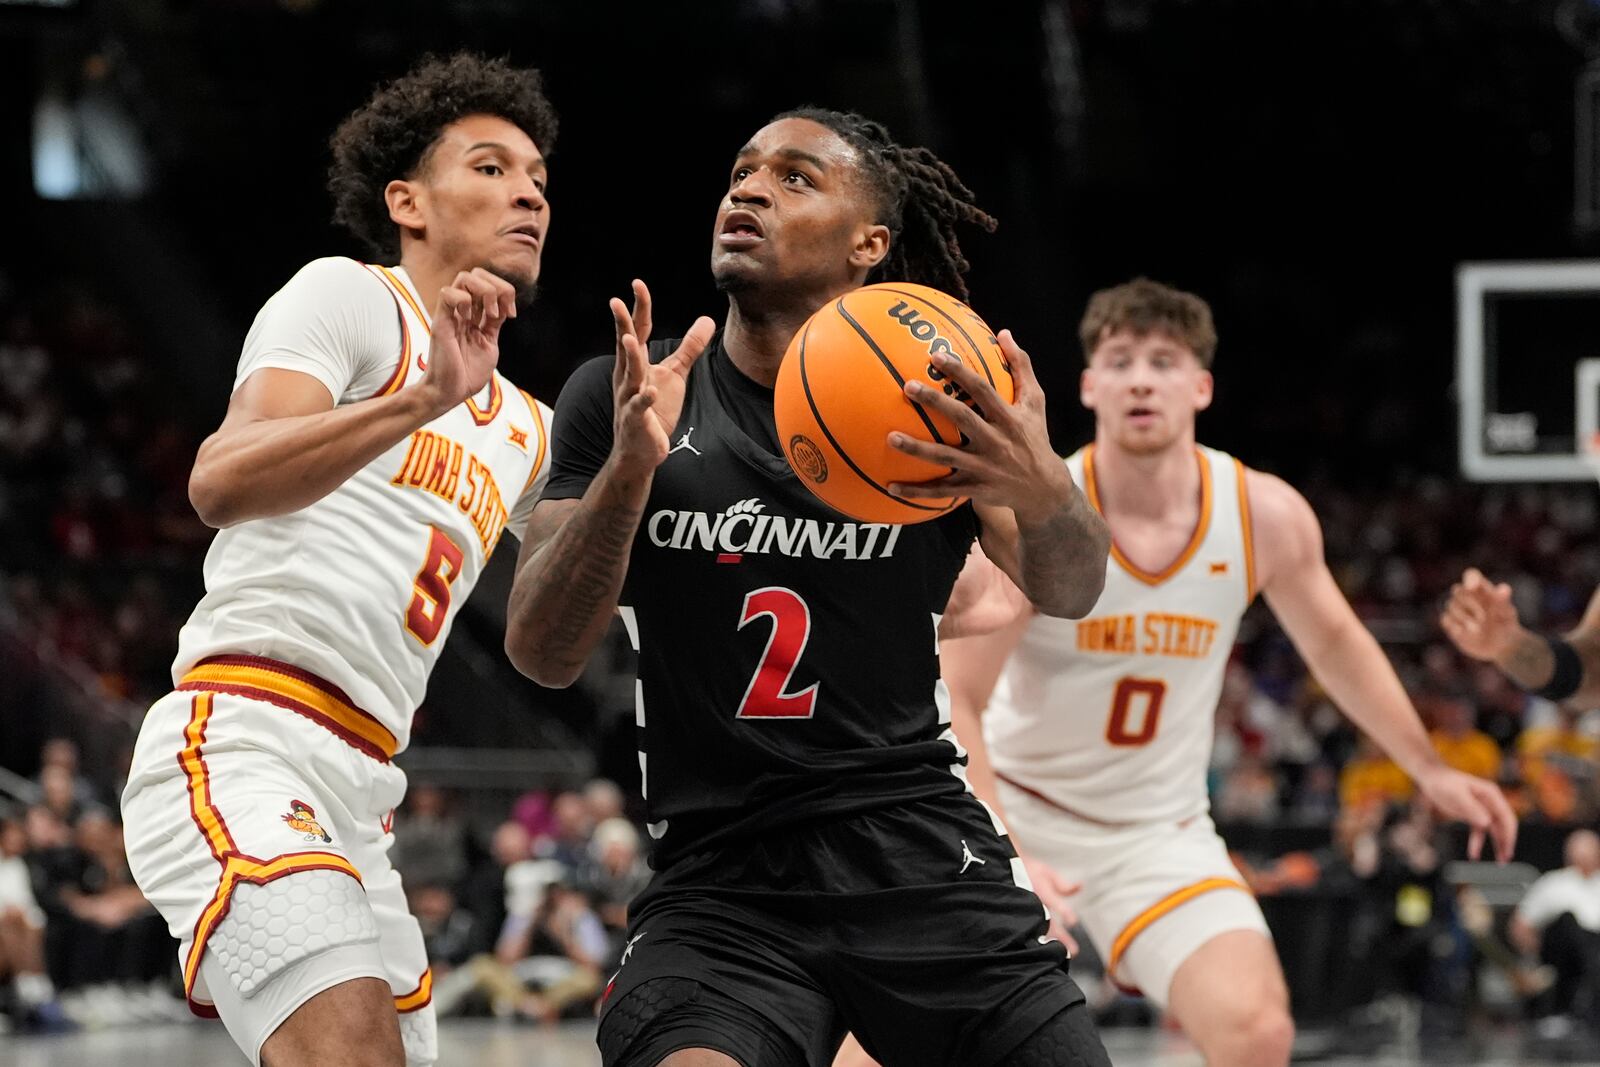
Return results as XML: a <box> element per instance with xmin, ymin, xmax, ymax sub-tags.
<box><xmin>545</xmin><ymin>335</ymin><xmax>978</xmax><ymax>865</ymax></box>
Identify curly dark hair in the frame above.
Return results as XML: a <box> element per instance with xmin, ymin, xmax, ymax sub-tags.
<box><xmin>772</xmin><ymin>107</ymin><xmax>997</xmax><ymax>302</ymax></box>
<box><xmin>328</xmin><ymin>52</ymin><xmax>559</xmax><ymax>259</ymax></box>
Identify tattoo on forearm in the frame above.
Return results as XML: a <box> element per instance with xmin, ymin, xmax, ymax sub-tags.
<box><xmin>518</xmin><ymin>498</ymin><xmax>642</xmax><ymax>675</ymax></box>
<box><xmin>1017</xmin><ymin>492</ymin><xmax>1106</xmax><ymax>615</ymax></box>
<box><xmin>1501</xmin><ymin>632</ymin><xmax>1555</xmax><ymax>690</ymax></box>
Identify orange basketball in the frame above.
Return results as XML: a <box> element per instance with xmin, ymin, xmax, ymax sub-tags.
<box><xmin>775</xmin><ymin>282</ymin><xmax>1015</xmax><ymax>525</ymax></box>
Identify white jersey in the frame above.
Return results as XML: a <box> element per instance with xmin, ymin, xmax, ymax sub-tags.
<box><xmin>173</xmin><ymin>258</ymin><xmax>551</xmax><ymax>755</ymax></box>
<box><xmin>985</xmin><ymin>444</ymin><xmax>1255</xmax><ymax>825</ymax></box>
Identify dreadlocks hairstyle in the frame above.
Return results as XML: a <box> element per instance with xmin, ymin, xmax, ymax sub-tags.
<box><xmin>328</xmin><ymin>53</ymin><xmax>559</xmax><ymax>259</ymax></box>
<box><xmin>773</xmin><ymin>107</ymin><xmax>997</xmax><ymax>302</ymax></box>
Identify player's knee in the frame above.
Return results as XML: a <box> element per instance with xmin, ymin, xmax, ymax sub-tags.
<box><xmin>209</xmin><ymin>867</ymin><xmax>377</xmax><ymax>999</ymax></box>
<box><xmin>1201</xmin><ymin>1002</ymin><xmax>1293</xmax><ymax>1067</ymax></box>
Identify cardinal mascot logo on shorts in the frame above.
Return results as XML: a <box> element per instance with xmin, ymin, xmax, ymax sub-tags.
<box><xmin>282</xmin><ymin>799</ymin><xmax>333</xmax><ymax>843</ymax></box>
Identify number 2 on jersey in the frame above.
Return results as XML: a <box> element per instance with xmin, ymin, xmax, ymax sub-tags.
<box><xmin>406</xmin><ymin>526</ymin><xmax>465</xmax><ymax>646</ymax></box>
<box><xmin>736</xmin><ymin>587</ymin><xmax>819</xmax><ymax>719</ymax></box>
<box><xmin>1106</xmin><ymin>677</ymin><xmax>1167</xmax><ymax>746</ymax></box>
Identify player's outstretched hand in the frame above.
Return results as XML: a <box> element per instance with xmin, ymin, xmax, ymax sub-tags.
<box><xmin>609</xmin><ymin>279</ymin><xmax>716</xmax><ymax>475</ymax></box>
<box><xmin>421</xmin><ymin>268</ymin><xmax>516</xmax><ymax>417</ymax></box>
<box><xmin>1415</xmin><ymin>763</ymin><xmax>1518</xmax><ymax>864</ymax></box>
<box><xmin>885</xmin><ymin>331</ymin><xmax>1074</xmax><ymax>526</ymax></box>
<box><xmin>1021</xmin><ymin>853</ymin><xmax>1082</xmax><ymax>955</ymax></box>
<box><xmin>1440</xmin><ymin>567</ymin><xmax>1523</xmax><ymax>664</ymax></box>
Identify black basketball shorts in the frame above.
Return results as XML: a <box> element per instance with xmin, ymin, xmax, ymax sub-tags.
<box><xmin>596</xmin><ymin>793</ymin><xmax>1096</xmax><ymax>1067</ymax></box>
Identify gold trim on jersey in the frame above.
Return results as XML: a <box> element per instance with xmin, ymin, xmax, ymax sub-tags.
<box><xmin>369</xmin><ymin>262</ymin><xmax>506</xmax><ymax>425</ymax></box>
<box><xmin>178</xmin><ymin>655</ymin><xmax>399</xmax><ymax>761</ymax></box>
<box><xmin>465</xmin><ymin>376</ymin><xmax>503</xmax><ymax>425</ymax></box>
<box><xmin>1083</xmin><ymin>444</ymin><xmax>1213</xmax><ymax>586</ymax></box>
<box><xmin>394</xmin><ymin>968</ymin><xmax>434</xmax><ymax>1013</ymax></box>
<box><xmin>1234</xmin><ymin>457</ymin><xmax>1257</xmax><ymax>601</ymax></box>
<box><xmin>175</xmin><ymin>693</ymin><xmax>364</xmax><ymax>1014</ymax></box>
<box><xmin>518</xmin><ymin>387</ymin><xmax>548</xmax><ymax>493</ymax></box>
<box><xmin>1107</xmin><ymin>876</ymin><xmax>1251</xmax><ymax>981</ymax></box>
<box><xmin>358</xmin><ymin>262</ymin><xmax>413</xmax><ymax>400</ymax></box>
<box><xmin>374</xmin><ymin>265</ymin><xmax>432</xmax><ymax>333</ymax></box>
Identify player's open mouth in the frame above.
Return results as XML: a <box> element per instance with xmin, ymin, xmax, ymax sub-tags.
<box><xmin>503</xmin><ymin>224</ymin><xmax>541</xmax><ymax>248</ymax></box>
<box><xmin>1128</xmin><ymin>407</ymin><xmax>1158</xmax><ymax>423</ymax></box>
<box><xmin>718</xmin><ymin>211</ymin><xmax>765</xmax><ymax>249</ymax></box>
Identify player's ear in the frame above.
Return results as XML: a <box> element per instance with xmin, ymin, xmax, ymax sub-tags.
<box><xmin>1194</xmin><ymin>368</ymin><xmax>1214</xmax><ymax>412</ymax></box>
<box><xmin>850</xmin><ymin>224</ymin><xmax>891</xmax><ymax>272</ymax></box>
<box><xmin>1080</xmin><ymin>367</ymin><xmax>1096</xmax><ymax>410</ymax></box>
<box><xmin>386</xmin><ymin>179</ymin><xmax>426</xmax><ymax>232</ymax></box>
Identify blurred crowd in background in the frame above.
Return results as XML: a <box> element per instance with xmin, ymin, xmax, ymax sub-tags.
<box><xmin>4</xmin><ymin>246</ymin><xmax>1600</xmax><ymax>1047</ymax></box>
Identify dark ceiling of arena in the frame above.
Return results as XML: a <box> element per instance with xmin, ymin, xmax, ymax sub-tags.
<box><xmin>3</xmin><ymin>0</ymin><xmax>1592</xmax><ymax>483</ymax></box>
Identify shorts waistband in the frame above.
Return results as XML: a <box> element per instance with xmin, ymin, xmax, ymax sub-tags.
<box><xmin>176</xmin><ymin>655</ymin><xmax>397</xmax><ymax>762</ymax></box>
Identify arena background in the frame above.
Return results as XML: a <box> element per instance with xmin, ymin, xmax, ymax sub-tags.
<box><xmin>5</xmin><ymin>1</ymin><xmax>1600</xmax><ymax>1063</ymax></box>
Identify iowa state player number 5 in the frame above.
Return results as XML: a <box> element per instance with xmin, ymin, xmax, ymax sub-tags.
<box><xmin>736</xmin><ymin>587</ymin><xmax>819</xmax><ymax>719</ymax></box>
<box><xmin>406</xmin><ymin>527</ymin><xmax>465</xmax><ymax>645</ymax></box>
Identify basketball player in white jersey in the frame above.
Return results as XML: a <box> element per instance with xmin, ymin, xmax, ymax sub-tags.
<box><xmin>929</xmin><ymin>278</ymin><xmax>1517</xmax><ymax>1067</ymax></box>
<box><xmin>118</xmin><ymin>54</ymin><xmax>557</xmax><ymax>1067</ymax></box>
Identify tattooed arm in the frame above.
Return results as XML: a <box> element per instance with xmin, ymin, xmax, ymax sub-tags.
<box><xmin>505</xmin><ymin>282</ymin><xmax>715</xmax><ymax>687</ymax></box>
<box><xmin>888</xmin><ymin>329</ymin><xmax>1109</xmax><ymax>618</ymax></box>
<box><xmin>1443</xmin><ymin>571</ymin><xmax>1600</xmax><ymax>709</ymax></box>
<box><xmin>506</xmin><ymin>466</ymin><xmax>651</xmax><ymax>687</ymax></box>
<box><xmin>972</xmin><ymin>488</ymin><xmax>1107</xmax><ymax>620</ymax></box>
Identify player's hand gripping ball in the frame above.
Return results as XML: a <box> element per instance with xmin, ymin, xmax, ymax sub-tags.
<box><xmin>775</xmin><ymin>283</ymin><xmax>1015</xmax><ymax>524</ymax></box>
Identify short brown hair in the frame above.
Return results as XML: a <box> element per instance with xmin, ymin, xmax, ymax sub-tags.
<box><xmin>1079</xmin><ymin>277</ymin><xmax>1217</xmax><ymax>368</ymax></box>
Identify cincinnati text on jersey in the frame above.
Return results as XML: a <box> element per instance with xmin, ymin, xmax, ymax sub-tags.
<box><xmin>1076</xmin><ymin>611</ymin><xmax>1220</xmax><ymax>660</ymax></box>
<box><xmin>391</xmin><ymin>429</ymin><xmax>510</xmax><ymax>553</ymax></box>
<box><xmin>646</xmin><ymin>498</ymin><xmax>906</xmax><ymax>561</ymax></box>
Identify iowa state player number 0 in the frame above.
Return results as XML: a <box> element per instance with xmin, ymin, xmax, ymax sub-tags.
<box><xmin>735</xmin><ymin>587</ymin><xmax>819</xmax><ymax>719</ymax></box>
<box><xmin>1106</xmin><ymin>676</ymin><xmax>1167</xmax><ymax>746</ymax></box>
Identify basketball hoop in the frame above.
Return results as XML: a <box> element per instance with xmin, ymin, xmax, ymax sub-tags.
<box><xmin>1582</xmin><ymin>431</ymin><xmax>1600</xmax><ymax>483</ymax></box>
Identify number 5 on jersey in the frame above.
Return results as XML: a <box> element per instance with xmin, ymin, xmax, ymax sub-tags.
<box><xmin>736</xmin><ymin>587</ymin><xmax>818</xmax><ymax>719</ymax></box>
<box><xmin>406</xmin><ymin>527</ymin><xmax>465</xmax><ymax>645</ymax></box>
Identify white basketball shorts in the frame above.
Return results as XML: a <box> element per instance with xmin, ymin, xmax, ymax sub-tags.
<box><xmin>997</xmin><ymin>775</ymin><xmax>1270</xmax><ymax>1008</ymax></box>
<box><xmin>121</xmin><ymin>657</ymin><xmax>433</xmax><ymax>1065</ymax></box>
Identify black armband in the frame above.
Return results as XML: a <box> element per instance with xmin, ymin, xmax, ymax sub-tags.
<box><xmin>1533</xmin><ymin>635</ymin><xmax>1584</xmax><ymax>702</ymax></box>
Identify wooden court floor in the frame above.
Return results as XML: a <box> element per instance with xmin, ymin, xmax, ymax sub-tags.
<box><xmin>6</xmin><ymin>1019</ymin><xmax>1597</xmax><ymax>1066</ymax></box>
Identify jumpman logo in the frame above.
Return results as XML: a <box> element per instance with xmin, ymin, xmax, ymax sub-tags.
<box><xmin>668</xmin><ymin>427</ymin><xmax>703</xmax><ymax>457</ymax></box>
<box><xmin>959</xmin><ymin>840</ymin><xmax>986</xmax><ymax>874</ymax></box>
<box><xmin>621</xmin><ymin>930</ymin><xmax>647</xmax><ymax>965</ymax></box>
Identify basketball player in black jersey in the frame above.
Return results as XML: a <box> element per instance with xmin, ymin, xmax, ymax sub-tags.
<box><xmin>505</xmin><ymin>108</ymin><xmax>1112</xmax><ymax>1067</ymax></box>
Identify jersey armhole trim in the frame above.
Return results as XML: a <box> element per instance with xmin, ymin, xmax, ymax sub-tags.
<box><xmin>360</xmin><ymin>262</ymin><xmax>412</xmax><ymax>401</ymax></box>
<box><xmin>518</xmin><ymin>387</ymin><xmax>549</xmax><ymax>493</ymax></box>
<box><xmin>1234</xmin><ymin>457</ymin><xmax>1257</xmax><ymax>602</ymax></box>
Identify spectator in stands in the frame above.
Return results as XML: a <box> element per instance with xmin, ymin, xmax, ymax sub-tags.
<box><xmin>1426</xmin><ymin>687</ymin><xmax>1502</xmax><ymax>782</ymax></box>
<box><xmin>1510</xmin><ymin>828</ymin><xmax>1600</xmax><ymax>1033</ymax></box>
<box><xmin>1339</xmin><ymin>736</ymin><xmax>1414</xmax><ymax>812</ymax></box>
<box><xmin>391</xmin><ymin>784</ymin><xmax>469</xmax><ymax>892</ymax></box>
<box><xmin>0</xmin><ymin>808</ymin><xmax>65</xmax><ymax>1030</ymax></box>
<box><xmin>410</xmin><ymin>882</ymin><xmax>482</xmax><ymax>976</ymax></box>
<box><xmin>577</xmin><ymin>817</ymin><xmax>650</xmax><ymax>935</ymax></box>
<box><xmin>1215</xmin><ymin>752</ymin><xmax>1281</xmax><ymax>825</ymax></box>
<box><xmin>459</xmin><ymin>820</ymin><xmax>531</xmax><ymax>961</ymax></box>
<box><xmin>511</xmin><ymin>878</ymin><xmax>608</xmax><ymax>1023</ymax></box>
<box><xmin>35</xmin><ymin>739</ymin><xmax>98</xmax><ymax>810</ymax></box>
<box><xmin>582</xmin><ymin>778</ymin><xmax>626</xmax><ymax>826</ymax></box>
<box><xmin>1517</xmin><ymin>706</ymin><xmax>1599</xmax><ymax>824</ymax></box>
<box><xmin>537</xmin><ymin>790</ymin><xmax>593</xmax><ymax>869</ymax></box>
<box><xmin>37</xmin><ymin>765</ymin><xmax>83</xmax><ymax>827</ymax></box>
